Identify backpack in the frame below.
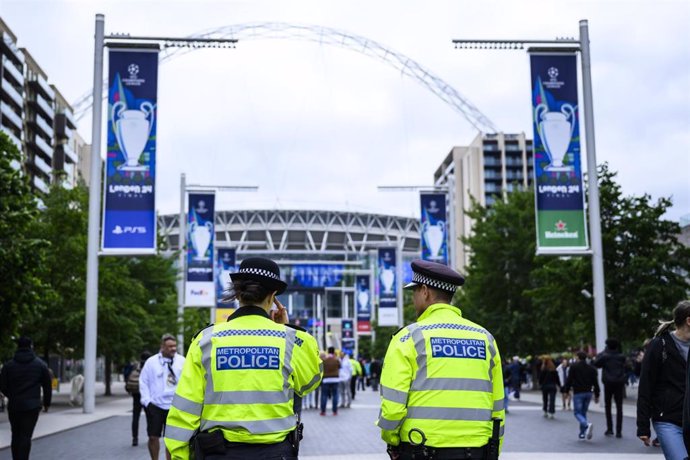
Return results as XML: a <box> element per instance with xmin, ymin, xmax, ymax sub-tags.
<box><xmin>125</xmin><ymin>366</ymin><xmax>141</xmax><ymax>394</ymax></box>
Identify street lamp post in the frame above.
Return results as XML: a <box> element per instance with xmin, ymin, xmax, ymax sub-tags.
<box><xmin>452</xmin><ymin>19</ymin><xmax>608</xmax><ymax>355</ymax></box>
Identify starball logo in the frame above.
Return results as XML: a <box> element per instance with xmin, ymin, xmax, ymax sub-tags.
<box><xmin>122</xmin><ymin>62</ymin><xmax>145</xmax><ymax>87</ymax></box>
<box><xmin>544</xmin><ymin>66</ymin><xmax>564</xmax><ymax>90</ymax></box>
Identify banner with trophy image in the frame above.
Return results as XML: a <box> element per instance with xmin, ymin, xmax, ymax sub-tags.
<box><xmin>420</xmin><ymin>192</ymin><xmax>448</xmax><ymax>264</ymax></box>
<box><xmin>355</xmin><ymin>275</ymin><xmax>371</xmax><ymax>333</ymax></box>
<box><xmin>185</xmin><ymin>192</ymin><xmax>216</xmax><ymax>306</ymax></box>
<box><xmin>377</xmin><ymin>247</ymin><xmax>398</xmax><ymax>327</ymax></box>
<box><xmin>216</xmin><ymin>248</ymin><xmax>236</xmax><ymax>308</ymax></box>
<box><xmin>530</xmin><ymin>52</ymin><xmax>589</xmax><ymax>253</ymax></box>
<box><xmin>102</xmin><ymin>48</ymin><xmax>159</xmax><ymax>254</ymax></box>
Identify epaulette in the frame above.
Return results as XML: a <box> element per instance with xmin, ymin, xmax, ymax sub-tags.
<box><xmin>192</xmin><ymin>323</ymin><xmax>214</xmax><ymax>341</ymax></box>
<box><xmin>285</xmin><ymin>323</ymin><xmax>307</xmax><ymax>333</ymax></box>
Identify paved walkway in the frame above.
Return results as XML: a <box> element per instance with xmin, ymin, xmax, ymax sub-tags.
<box><xmin>0</xmin><ymin>383</ymin><xmax>664</xmax><ymax>459</ymax></box>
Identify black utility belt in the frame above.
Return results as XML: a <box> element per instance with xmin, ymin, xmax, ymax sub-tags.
<box><xmin>399</xmin><ymin>442</ymin><xmax>487</xmax><ymax>459</ymax></box>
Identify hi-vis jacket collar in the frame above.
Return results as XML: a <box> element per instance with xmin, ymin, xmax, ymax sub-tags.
<box><xmin>228</xmin><ymin>305</ymin><xmax>270</xmax><ymax>321</ymax></box>
<box><xmin>418</xmin><ymin>303</ymin><xmax>463</xmax><ymax>322</ymax></box>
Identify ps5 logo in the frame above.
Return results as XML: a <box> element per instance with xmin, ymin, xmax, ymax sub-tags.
<box><xmin>112</xmin><ymin>225</ymin><xmax>146</xmax><ymax>235</ymax></box>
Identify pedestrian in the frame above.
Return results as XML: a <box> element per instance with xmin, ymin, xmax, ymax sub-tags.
<box><xmin>338</xmin><ymin>351</ymin><xmax>352</xmax><ymax>409</ymax></box>
<box><xmin>564</xmin><ymin>351</ymin><xmax>600</xmax><ymax>441</ymax></box>
<box><xmin>0</xmin><ymin>337</ymin><xmax>52</xmax><ymax>460</ymax></box>
<box><xmin>637</xmin><ymin>300</ymin><xmax>690</xmax><ymax>460</ymax></box>
<box><xmin>506</xmin><ymin>356</ymin><xmax>523</xmax><ymax>400</ymax></box>
<box><xmin>357</xmin><ymin>358</ymin><xmax>367</xmax><ymax>391</ymax></box>
<box><xmin>594</xmin><ymin>338</ymin><xmax>628</xmax><ymax>438</ymax></box>
<box><xmin>140</xmin><ymin>334</ymin><xmax>185</xmax><ymax>460</ymax></box>
<box><xmin>377</xmin><ymin>260</ymin><xmax>504</xmax><ymax>459</ymax></box>
<box><xmin>369</xmin><ymin>356</ymin><xmax>382</xmax><ymax>392</ymax></box>
<box><xmin>321</xmin><ymin>346</ymin><xmax>341</xmax><ymax>416</ymax></box>
<box><xmin>350</xmin><ymin>355</ymin><xmax>362</xmax><ymax>400</ymax></box>
<box><xmin>556</xmin><ymin>357</ymin><xmax>571</xmax><ymax>410</ymax></box>
<box><xmin>164</xmin><ymin>257</ymin><xmax>322</xmax><ymax>459</ymax></box>
<box><xmin>539</xmin><ymin>356</ymin><xmax>560</xmax><ymax>419</ymax></box>
<box><xmin>125</xmin><ymin>351</ymin><xmax>152</xmax><ymax>447</ymax></box>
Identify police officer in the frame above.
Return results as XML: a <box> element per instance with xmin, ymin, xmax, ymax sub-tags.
<box><xmin>165</xmin><ymin>257</ymin><xmax>322</xmax><ymax>460</ymax></box>
<box><xmin>377</xmin><ymin>260</ymin><xmax>505</xmax><ymax>460</ymax></box>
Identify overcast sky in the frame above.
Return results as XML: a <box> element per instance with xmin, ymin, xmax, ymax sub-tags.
<box><xmin>3</xmin><ymin>0</ymin><xmax>689</xmax><ymax>222</ymax></box>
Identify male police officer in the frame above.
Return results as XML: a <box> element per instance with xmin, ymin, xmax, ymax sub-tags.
<box><xmin>164</xmin><ymin>257</ymin><xmax>322</xmax><ymax>459</ymax></box>
<box><xmin>377</xmin><ymin>260</ymin><xmax>505</xmax><ymax>460</ymax></box>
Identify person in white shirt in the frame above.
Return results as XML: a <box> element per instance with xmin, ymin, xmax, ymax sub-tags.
<box><xmin>139</xmin><ymin>334</ymin><xmax>185</xmax><ymax>460</ymax></box>
<box><xmin>338</xmin><ymin>352</ymin><xmax>353</xmax><ymax>408</ymax></box>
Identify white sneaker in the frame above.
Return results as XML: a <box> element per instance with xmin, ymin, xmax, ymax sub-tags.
<box><xmin>586</xmin><ymin>423</ymin><xmax>593</xmax><ymax>440</ymax></box>
<box><xmin>543</xmin><ymin>411</ymin><xmax>548</xmax><ymax>418</ymax></box>
<box><xmin>549</xmin><ymin>413</ymin><xmax>555</xmax><ymax>419</ymax></box>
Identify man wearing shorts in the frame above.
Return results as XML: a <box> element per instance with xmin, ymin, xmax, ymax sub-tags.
<box><xmin>140</xmin><ymin>334</ymin><xmax>185</xmax><ymax>460</ymax></box>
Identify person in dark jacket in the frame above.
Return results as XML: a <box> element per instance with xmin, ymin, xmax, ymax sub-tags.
<box><xmin>539</xmin><ymin>356</ymin><xmax>561</xmax><ymax>419</ymax></box>
<box><xmin>637</xmin><ymin>300</ymin><xmax>690</xmax><ymax>460</ymax></box>
<box><xmin>369</xmin><ymin>357</ymin><xmax>382</xmax><ymax>392</ymax></box>
<box><xmin>594</xmin><ymin>338</ymin><xmax>628</xmax><ymax>437</ymax></box>
<box><xmin>0</xmin><ymin>337</ymin><xmax>52</xmax><ymax>460</ymax></box>
<box><xmin>125</xmin><ymin>351</ymin><xmax>151</xmax><ymax>447</ymax></box>
<box><xmin>564</xmin><ymin>351</ymin><xmax>600</xmax><ymax>440</ymax></box>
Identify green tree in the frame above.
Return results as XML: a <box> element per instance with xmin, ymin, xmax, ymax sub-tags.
<box><xmin>0</xmin><ymin>132</ymin><xmax>49</xmax><ymax>360</ymax></box>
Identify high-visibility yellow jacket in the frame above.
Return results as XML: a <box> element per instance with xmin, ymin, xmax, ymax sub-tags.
<box><xmin>164</xmin><ymin>306</ymin><xmax>322</xmax><ymax>460</ymax></box>
<box><xmin>376</xmin><ymin>303</ymin><xmax>505</xmax><ymax>450</ymax></box>
<box><xmin>350</xmin><ymin>358</ymin><xmax>362</xmax><ymax>377</ymax></box>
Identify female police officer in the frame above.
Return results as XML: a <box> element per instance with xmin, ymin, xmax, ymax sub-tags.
<box><xmin>165</xmin><ymin>257</ymin><xmax>322</xmax><ymax>459</ymax></box>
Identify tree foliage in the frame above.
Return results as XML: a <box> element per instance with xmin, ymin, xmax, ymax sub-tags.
<box><xmin>0</xmin><ymin>132</ymin><xmax>49</xmax><ymax>360</ymax></box>
<box><xmin>459</xmin><ymin>163</ymin><xmax>690</xmax><ymax>356</ymax></box>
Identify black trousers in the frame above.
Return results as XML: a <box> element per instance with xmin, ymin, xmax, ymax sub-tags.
<box><xmin>8</xmin><ymin>408</ymin><xmax>41</xmax><ymax>460</ymax></box>
<box><xmin>350</xmin><ymin>376</ymin><xmax>357</xmax><ymax>399</ymax></box>
<box><xmin>604</xmin><ymin>382</ymin><xmax>624</xmax><ymax>434</ymax></box>
<box><xmin>131</xmin><ymin>393</ymin><xmax>142</xmax><ymax>438</ymax></box>
<box><xmin>204</xmin><ymin>438</ymin><xmax>296</xmax><ymax>460</ymax></box>
<box><xmin>541</xmin><ymin>384</ymin><xmax>557</xmax><ymax>414</ymax></box>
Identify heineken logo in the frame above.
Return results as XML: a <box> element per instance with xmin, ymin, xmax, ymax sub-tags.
<box><xmin>545</xmin><ymin>220</ymin><xmax>578</xmax><ymax>239</ymax></box>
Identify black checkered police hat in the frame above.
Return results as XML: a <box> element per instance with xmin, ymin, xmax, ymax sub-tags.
<box><xmin>403</xmin><ymin>259</ymin><xmax>465</xmax><ymax>293</ymax></box>
<box><xmin>230</xmin><ymin>257</ymin><xmax>288</xmax><ymax>294</ymax></box>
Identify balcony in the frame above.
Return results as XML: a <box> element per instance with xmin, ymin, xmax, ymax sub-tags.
<box><xmin>30</xmin><ymin>114</ymin><xmax>54</xmax><ymax>139</ymax></box>
<box><xmin>62</xmin><ymin>109</ymin><xmax>77</xmax><ymax>129</ymax></box>
<box><xmin>1</xmin><ymin>78</ymin><xmax>23</xmax><ymax>108</ymax></box>
<box><xmin>33</xmin><ymin>154</ymin><xmax>52</xmax><ymax>176</ymax></box>
<box><xmin>2</xmin><ymin>56</ymin><xmax>24</xmax><ymax>86</ymax></box>
<box><xmin>1</xmin><ymin>125</ymin><xmax>22</xmax><ymax>151</ymax></box>
<box><xmin>1</xmin><ymin>33</ymin><xmax>25</xmax><ymax>66</ymax></box>
<box><xmin>29</xmin><ymin>134</ymin><xmax>53</xmax><ymax>159</ymax></box>
<box><xmin>62</xmin><ymin>141</ymin><xmax>78</xmax><ymax>164</ymax></box>
<box><xmin>0</xmin><ymin>101</ymin><xmax>22</xmax><ymax>130</ymax></box>
<box><xmin>33</xmin><ymin>175</ymin><xmax>49</xmax><ymax>194</ymax></box>
<box><xmin>29</xmin><ymin>93</ymin><xmax>55</xmax><ymax>120</ymax></box>
<box><xmin>28</xmin><ymin>74</ymin><xmax>55</xmax><ymax>101</ymax></box>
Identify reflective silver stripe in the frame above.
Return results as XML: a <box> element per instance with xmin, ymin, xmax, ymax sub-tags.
<box><xmin>205</xmin><ymin>390</ymin><xmax>291</xmax><ymax>405</ymax></box>
<box><xmin>381</xmin><ymin>385</ymin><xmax>408</xmax><ymax>405</ymax></box>
<box><xmin>199</xmin><ymin>415</ymin><xmax>296</xmax><ymax>434</ymax></box>
<box><xmin>493</xmin><ymin>399</ymin><xmax>505</xmax><ymax>411</ymax></box>
<box><xmin>409</xmin><ymin>324</ymin><xmax>426</xmax><ymax>383</ymax></box>
<box><xmin>499</xmin><ymin>425</ymin><xmax>505</xmax><ymax>437</ymax></box>
<box><xmin>298</xmin><ymin>363</ymin><xmax>322</xmax><ymax>395</ymax></box>
<box><xmin>283</xmin><ymin>327</ymin><xmax>296</xmax><ymax>390</ymax></box>
<box><xmin>411</xmin><ymin>377</ymin><xmax>492</xmax><ymax>393</ymax></box>
<box><xmin>199</xmin><ymin>326</ymin><xmax>215</xmax><ymax>377</ymax></box>
<box><xmin>377</xmin><ymin>415</ymin><xmax>403</xmax><ymax>430</ymax></box>
<box><xmin>407</xmin><ymin>406</ymin><xmax>492</xmax><ymax>422</ymax></box>
<box><xmin>164</xmin><ymin>424</ymin><xmax>196</xmax><ymax>443</ymax></box>
<box><xmin>486</xmin><ymin>332</ymin><xmax>496</xmax><ymax>383</ymax></box>
<box><xmin>172</xmin><ymin>393</ymin><xmax>203</xmax><ymax>416</ymax></box>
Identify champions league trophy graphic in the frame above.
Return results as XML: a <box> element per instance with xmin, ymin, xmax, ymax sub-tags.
<box><xmin>357</xmin><ymin>284</ymin><xmax>370</xmax><ymax>312</ymax></box>
<box><xmin>534</xmin><ymin>102</ymin><xmax>576</xmax><ymax>172</ymax></box>
<box><xmin>423</xmin><ymin>220</ymin><xmax>446</xmax><ymax>261</ymax></box>
<box><xmin>380</xmin><ymin>265</ymin><xmax>395</xmax><ymax>294</ymax></box>
<box><xmin>112</xmin><ymin>100</ymin><xmax>155</xmax><ymax>171</ymax></box>
<box><xmin>190</xmin><ymin>221</ymin><xmax>213</xmax><ymax>261</ymax></box>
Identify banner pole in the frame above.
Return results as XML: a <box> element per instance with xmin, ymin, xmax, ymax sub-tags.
<box><xmin>177</xmin><ymin>173</ymin><xmax>186</xmax><ymax>353</ymax></box>
<box><xmin>83</xmin><ymin>13</ymin><xmax>105</xmax><ymax>414</ymax></box>
<box><xmin>579</xmin><ymin>20</ymin><xmax>608</xmax><ymax>354</ymax></box>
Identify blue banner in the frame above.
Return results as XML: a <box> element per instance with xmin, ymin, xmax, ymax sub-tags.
<box><xmin>355</xmin><ymin>275</ymin><xmax>371</xmax><ymax>333</ymax></box>
<box><xmin>341</xmin><ymin>319</ymin><xmax>355</xmax><ymax>356</ymax></box>
<box><xmin>102</xmin><ymin>48</ymin><xmax>159</xmax><ymax>254</ymax></box>
<box><xmin>286</xmin><ymin>264</ymin><xmax>344</xmax><ymax>289</ymax></box>
<box><xmin>377</xmin><ymin>247</ymin><xmax>398</xmax><ymax>326</ymax></box>
<box><xmin>186</xmin><ymin>192</ymin><xmax>215</xmax><ymax>306</ymax></box>
<box><xmin>530</xmin><ymin>53</ymin><xmax>589</xmax><ymax>252</ymax></box>
<box><xmin>420</xmin><ymin>192</ymin><xmax>448</xmax><ymax>264</ymax></box>
<box><xmin>216</xmin><ymin>248</ymin><xmax>236</xmax><ymax>308</ymax></box>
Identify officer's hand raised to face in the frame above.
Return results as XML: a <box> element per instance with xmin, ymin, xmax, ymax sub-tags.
<box><xmin>271</xmin><ymin>298</ymin><xmax>289</xmax><ymax>324</ymax></box>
